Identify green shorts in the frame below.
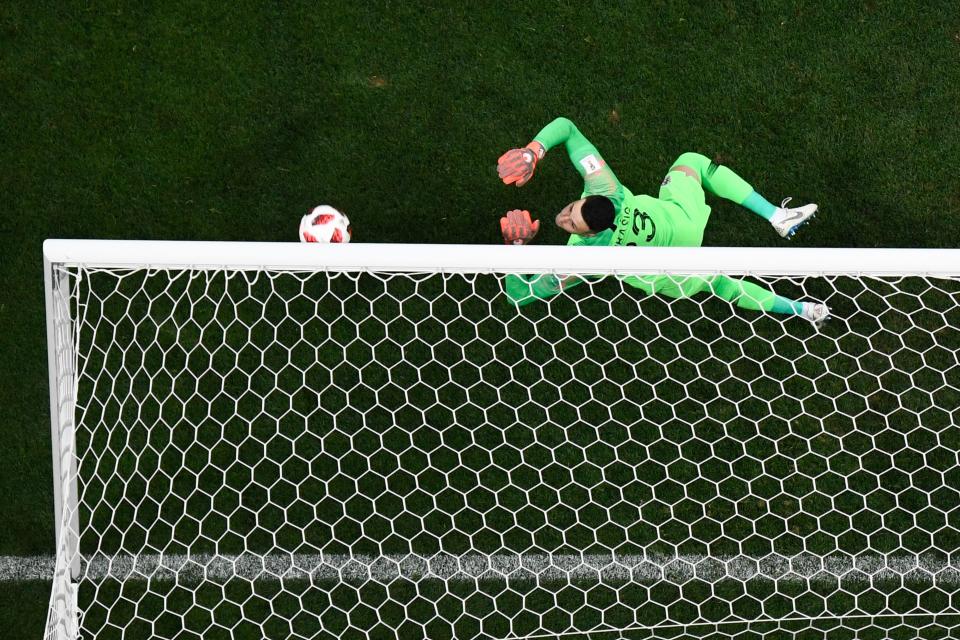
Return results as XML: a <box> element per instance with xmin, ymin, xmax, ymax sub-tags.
<box><xmin>657</xmin><ymin>170</ymin><xmax>712</xmax><ymax>247</ymax></box>
<box><xmin>619</xmin><ymin>171</ymin><xmax>713</xmax><ymax>296</ymax></box>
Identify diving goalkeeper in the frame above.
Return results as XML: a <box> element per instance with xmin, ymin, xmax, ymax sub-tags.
<box><xmin>497</xmin><ymin>117</ymin><xmax>829</xmax><ymax>324</ymax></box>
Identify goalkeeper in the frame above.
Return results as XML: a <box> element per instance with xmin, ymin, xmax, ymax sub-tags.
<box><xmin>497</xmin><ymin>117</ymin><xmax>829</xmax><ymax>324</ymax></box>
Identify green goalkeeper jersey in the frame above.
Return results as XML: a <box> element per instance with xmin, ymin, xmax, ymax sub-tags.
<box><xmin>533</xmin><ymin>118</ymin><xmax>709</xmax><ymax>249</ymax></box>
<box><xmin>507</xmin><ymin>118</ymin><xmax>796</xmax><ymax>315</ymax></box>
<box><xmin>502</xmin><ymin>117</ymin><xmax>717</xmax><ymax>306</ymax></box>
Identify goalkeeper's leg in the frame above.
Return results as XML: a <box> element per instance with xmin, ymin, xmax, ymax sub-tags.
<box><xmin>622</xmin><ymin>273</ymin><xmax>829</xmax><ymax>323</ymax></box>
<box><xmin>507</xmin><ymin>272</ymin><xmax>828</xmax><ymax>323</ymax></box>
<box><xmin>670</xmin><ymin>152</ymin><xmax>818</xmax><ymax>238</ymax></box>
<box><xmin>708</xmin><ymin>275</ymin><xmax>829</xmax><ymax>323</ymax></box>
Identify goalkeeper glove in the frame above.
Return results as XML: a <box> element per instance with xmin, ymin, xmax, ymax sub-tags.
<box><xmin>500</xmin><ymin>209</ymin><xmax>540</xmax><ymax>245</ymax></box>
<box><xmin>497</xmin><ymin>141</ymin><xmax>545</xmax><ymax>187</ymax></box>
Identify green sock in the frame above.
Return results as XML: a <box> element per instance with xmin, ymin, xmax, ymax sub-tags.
<box><xmin>742</xmin><ymin>191</ymin><xmax>778</xmax><ymax>220</ymax></box>
<box><xmin>709</xmin><ymin>276</ymin><xmax>803</xmax><ymax>316</ymax></box>
<box><xmin>770</xmin><ymin>295</ymin><xmax>805</xmax><ymax>315</ymax></box>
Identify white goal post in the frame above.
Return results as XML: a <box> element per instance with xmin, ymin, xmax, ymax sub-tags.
<box><xmin>44</xmin><ymin>240</ymin><xmax>960</xmax><ymax>640</ymax></box>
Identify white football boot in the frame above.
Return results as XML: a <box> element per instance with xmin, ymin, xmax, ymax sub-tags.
<box><xmin>770</xmin><ymin>197</ymin><xmax>818</xmax><ymax>238</ymax></box>
<box><xmin>801</xmin><ymin>302</ymin><xmax>830</xmax><ymax>327</ymax></box>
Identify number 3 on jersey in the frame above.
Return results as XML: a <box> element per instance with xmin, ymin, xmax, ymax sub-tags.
<box><xmin>629</xmin><ymin>208</ymin><xmax>656</xmax><ymax>244</ymax></box>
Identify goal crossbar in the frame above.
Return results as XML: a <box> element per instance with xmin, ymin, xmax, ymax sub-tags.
<box><xmin>43</xmin><ymin>239</ymin><xmax>960</xmax><ymax>276</ymax></box>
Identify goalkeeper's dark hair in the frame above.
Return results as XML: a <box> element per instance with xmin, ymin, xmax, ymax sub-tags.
<box><xmin>581</xmin><ymin>195</ymin><xmax>616</xmax><ymax>231</ymax></box>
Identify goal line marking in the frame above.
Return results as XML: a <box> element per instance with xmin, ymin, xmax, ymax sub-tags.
<box><xmin>8</xmin><ymin>552</ymin><xmax>960</xmax><ymax>584</ymax></box>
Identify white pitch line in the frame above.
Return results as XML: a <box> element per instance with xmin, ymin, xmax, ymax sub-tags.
<box><xmin>0</xmin><ymin>555</ymin><xmax>56</xmax><ymax>581</ymax></box>
<box><xmin>6</xmin><ymin>552</ymin><xmax>960</xmax><ymax>585</ymax></box>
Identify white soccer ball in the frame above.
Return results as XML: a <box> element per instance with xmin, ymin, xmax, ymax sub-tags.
<box><xmin>299</xmin><ymin>205</ymin><xmax>352</xmax><ymax>243</ymax></box>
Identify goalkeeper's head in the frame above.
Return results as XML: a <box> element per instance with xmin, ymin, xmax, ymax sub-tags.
<box><xmin>555</xmin><ymin>195</ymin><xmax>616</xmax><ymax>236</ymax></box>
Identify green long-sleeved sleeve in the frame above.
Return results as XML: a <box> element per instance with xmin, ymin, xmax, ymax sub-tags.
<box><xmin>503</xmin><ymin>273</ymin><xmax>589</xmax><ymax>306</ymax></box>
<box><xmin>532</xmin><ymin>117</ymin><xmax>627</xmax><ymax>209</ymax></box>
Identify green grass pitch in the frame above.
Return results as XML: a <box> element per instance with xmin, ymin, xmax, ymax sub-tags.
<box><xmin>3</xmin><ymin>1</ymin><xmax>960</xmax><ymax>638</ymax></box>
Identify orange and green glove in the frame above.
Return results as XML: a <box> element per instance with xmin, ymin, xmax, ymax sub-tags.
<box><xmin>500</xmin><ymin>209</ymin><xmax>540</xmax><ymax>245</ymax></box>
<box><xmin>497</xmin><ymin>142</ymin><xmax>545</xmax><ymax>187</ymax></box>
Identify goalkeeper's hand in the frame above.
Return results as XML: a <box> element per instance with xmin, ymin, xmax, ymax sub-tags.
<box><xmin>497</xmin><ymin>142</ymin><xmax>544</xmax><ymax>187</ymax></box>
<box><xmin>500</xmin><ymin>209</ymin><xmax>540</xmax><ymax>245</ymax></box>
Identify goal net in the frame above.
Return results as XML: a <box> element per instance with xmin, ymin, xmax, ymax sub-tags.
<box><xmin>44</xmin><ymin>240</ymin><xmax>960</xmax><ymax>639</ymax></box>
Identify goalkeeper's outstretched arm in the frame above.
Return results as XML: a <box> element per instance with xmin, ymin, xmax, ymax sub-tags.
<box><xmin>532</xmin><ymin>117</ymin><xmax>624</xmax><ymax>201</ymax></box>
<box><xmin>497</xmin><ymin>209</ymin><xmax>587</xmax><ymax>306</ymax></box>
<box><xmin>499</xmin><ymin>117</ymin><xmax>625</xmax><ymax>203</ymax></box>
<box><xmin>504</xmin><ymin>273</ymin><xmax>588</xmax><ymax>306</ymax></box>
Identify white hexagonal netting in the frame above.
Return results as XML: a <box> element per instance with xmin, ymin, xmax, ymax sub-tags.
<box><xmin>44</xmin><ymin>243</ymin><xmax>960</xmax><ymax>639</ymax></box>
